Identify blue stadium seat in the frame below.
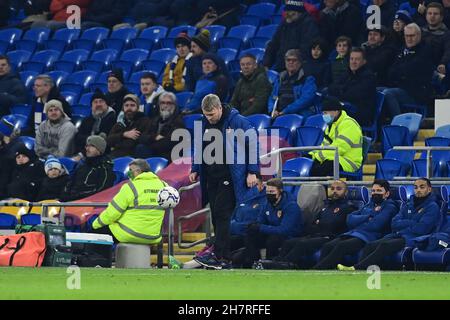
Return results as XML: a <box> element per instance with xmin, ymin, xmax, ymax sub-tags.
<box><xmin>10</xmin><ymin>104</ymin><xmax>32</xmax><ymax>118</ymax></box>
<box><xmin>19</xmin><ymin>71</ymin><xmax>38</xmax><ymax>90</ymax></box>
<box><xmin>303</xmin><ymin>113</ymin><xmax>327</xmax><ymax>132</ymax></box>
<box><xmin>60</xmin><ymin>91</ymin><xmax>79</xmax><ymax>105</ymax></box>
<box><xmin>295</xmin><ymin>126</ymin><xmax>324</xmax><ymax>149</ymax></box>
<box><xmin>239</xmin><ymin>48</ymin><xmax>265</xmax><ymax>63</ymax></box>
<box><xmin>270</xmin><ymin>14</ymin><xmax>282</xmax><ymax>24</ymax></box>
<box><xmin>54</xmin><ymin>49</ymin><xmax>90</xmax><ymax>72</ymax></box>
<box><xmin>103</xmin><ymin>38</ymin><xmax>125</xmax><ymax>53</ymax></box>
<box><xmin>411</xmin><ymin>159</ymin><xmax>434</xmax><ymax>177</ymax></box>
<box><xmin>62</xmin><ymin>70</ymin><xmax>98</xmax><ymax>92</ymax></box>
<box><xmin>46</xmin><ymin>70</ymin><xmax>69</xmax><ymax>87</ymax></box>
<box><xmin>0</xmin><ymin>213</ymin><xmax>18</xmax><ymax>229</ymax></box>
<box><xmin>362</xmin><ymin>91</ymin><xmax>384</xmax><ymax>142</ymax></box>
<box><xmin>249</xmin><ymin>36</ymin><xmax>270</xmax><ymax>49</ymax></box>
<box><xmin>280</xmin><ymin>169</ymin><xmax>301</xmax><ymax>198</ymax></box>
<box><xmin>436</xmin><ymin>124</ymin><xmax>450</xmax><ymax>139</ymax></box>
<box><xmin>115</xmin><ymin>48</ymin><xmax>149</xmax><ymax>71</ymax></box>
<box><xmin>347</xmin><ymin>186</ymin><xmax>370</xmax><ymax>209</ymax></box>
<box><xmin>204</xmin><ymin>25</ymin><xmax>226</xmax><ymax>44</ymax></box>
<box><xmin>375</xmin><ymin>158</ymin><xmax>408</xmax><ymax>180</ymax></box>
<box><xmin>175</xmin><ymin>92</ymin><xmax>193</xmax><ymax>109</ymax></box>
<box><xmin>264</xmin><ymin>126</ymin><xmax>291</xmax><ymax>144</ymax></box>
<box><xmin>0</xmin><ymin>41</ymin><xmax>9</xmax><ymax>54</ymax></box>
<box><xmin>217</xmin><ymin>48</ymin><xmax>238</xmax><ymax>65</ymax></box>
<box><xmin>83</xmin><ymin>49</ymin><xmax>119</xmax><ymax>72</ymax></box>
<box><xmin>15</xmin><ymin>27</ymin><xmax>50</xmax><ymax>53</ymax></box>
<box><xmin>113</xmin><ymin>156</ymin><xmax>134</xmax><ymax>176</ymax></box>
<box><xmin>113</xmin><ymin>170</ymin><xmax>126</xmax><ymax>184</ymax></box>
<box><xmin>108</xmin><ymin>27</ymin><xmax>138</xmax><ymax>46</ymax></box>
<box><xmin>7</xmin><ymin>50</ymin><xmax>32</xmax><ymax>70</ymax></box>
<box><xmin>158</xmin><ymin>37</ymin><xmax>176</xmax><ymax>49</ymax></box>
<box><xmin>168</xmin><ymin>25</ymin><xmax>197</xmax><ymax>38</ymax></box>
<box><xmin>59</xmin><ymin>157</ymin><xmax>77</xmax><ymax>176</ymax></box>
<box><xmin>266</xmin><ymin>70</ymin><xmax>278</xmax><ymax>85</ymax></box>
<box><xmin>17</xmin><ymin>136</ymin><xmax>35</xmax><ymax>150</ymax></box>
<box><xmin>283</xmin><ymin>157</ymin><xmax>314</xmax><ymax>175</ymax></box>
<box><xmin>22</xmin><ymin>49</ymin><xmax>61</xmax><ymax>72</ymax></box>
<box><xmin>149</xmin><ymin>48</ymin><xmax>176</xmax><ymax>64</ymax></box>
<box><xmin>141</xmin><ymin>60</ymin><xmax>166</xmax><ymax>77</ymax></box>
<box><xmin>4</xmin><ymin>113</ymin><xmax>28</xmax><ymax>130</ymax></box>
<box><xmin>183</xmin><ymin>114</ymin><xmax>203</xmax><ymax>134</ymax></box>
<box><xmin>0</xmin><ymin>28</ymin><xmax>22</xmax><ymax>46</ymax></box>
<box><xmin>272</xmin><ymin>114</ymin><xmax>303</xmax><ymax>142</ymax></box>
<box><xmin>21</xmin><ymin>213</ymin><xmax>41</xmax><ymax>225</ymax></box>
<box><xmin>89</xmin><ymin>83</ymin><xmax>108</xmax><ymax>93</ymax></box>
<box><xmin>78</xmin><ymin>27</ymin><xmax>109</xmax><ymax>46</ymax></box>
<box><xmin>391</xmin><ymin>112</ymin><xmax>422</xmax><ymax>141</ymax></box>
<box><xmin>219</xmin><ymin>25</ymin><xmax>257</xmax><ymax>50</ymax></box>
<box><xmin>255</xmin><ymin>24</ymin><xmax>278</xmax><ymax>38</ymax></box>
<box><xmin>46</xmin><ymin>28</ymin><xmax>80</xmax><ymax>51</ymax></box>
<box><xmin>247</xmin><ymin>114</ymin><xmax>271</xmax><ymax>131</ymax></box>
<box><xmin>240</xmin><ymin>15</ymin><xmax>262</xmax><ymax>28</ymax></box>
<box><xmin>384</xmin><ymin>149</ymin><xmax>416</xmax><ymax>170</ymax></box>
<box><xmin>71</xmin><ymin>104</ymin><xmax>91</xmax><ymax>117</ymax></box>
<box><xmin>78</xmin><ymin>92</ymin><xmax>94</xmax><ymax>106</ymax></box>
<box><xmin>146</xmin><ymin>157</ymin><xmax>169</xmax><ymax>173</ymax></box>
<box><xmin>425</xmin><ymin>137</ymin><xmax>450</xmax><ymax>177</ymax></box>
<box><xmin>246</xmin><ymin>2</ymin><xmax>277</xmax><ymax>18</ymax></box>
<box><xmin>382</xmin><ymin>125</ymin><xmax>412</xmax><ymax>155</ymax></box>
<box><xmin>132</xmin><ymin>26</ymin><xmax>167</xmax><ymax>49</ymax></box>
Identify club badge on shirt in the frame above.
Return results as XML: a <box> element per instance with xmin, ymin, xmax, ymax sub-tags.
<box><xmin>333</xmin><ymin>207</ymin><xmax>340</xmax><ymax>214</ymax></box>
<box><xmin>277</xmin><ymin>210</ymin><xmax>282</xmax><ymax>218</ymax></box>
<box><xmin>253</xmin><ymin>204</ymin><xmax>259</xmax><ymax>209</ymax></box>
<box><xmin>374</xmin><ymin>206</ymin><xmax>381</xmax><ymax>211</ymax></box>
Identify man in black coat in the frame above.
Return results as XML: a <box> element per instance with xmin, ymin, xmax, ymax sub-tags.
<box><xmin>0</xmin><ymin>132</ymin><xmax>14</xmax><ymax>200</ymax></box>
<box><xmin>373</xmin><ymin>0</ymin><xmax>398</xmax><ymax>28</ymax></box>
<box><xmin>105</xmin><ymin>69</ymin><xmax>130</xmax><ymax>117</ymax></box>
<box><xmin>383</xmin><ymin>23</ymin><xmax>434</xmax><ymax>117</ymax></box>
<box><xmin>329</xmin><ymin>47</ymin><xmax>377</xmax><ymax>126</ymax></box>
<box><xmin>0</xmin><ymin>55</ymin><xmax>28</xmax><ymax>118</ymax></box>
<box><xmin>263</xmin><ymin>0</ymin><xmax>320</xmax><ymax>72</ymax></box>
<box><xmin>81</xmin><ymin>0</ymin><xmax>129</xmax><ymax>29</ymax></box>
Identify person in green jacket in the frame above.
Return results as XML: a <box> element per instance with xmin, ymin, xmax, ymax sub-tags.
<box><xmin>309</xmin><ymin>96</ymin><xmax>363</xmax><ymax>177</ymax></box>
<box><xmin>92</xmin><ymin>158</ymin><xmax>168</xmax><ymax>244</ymax></box>
<box><xmin>229</xmin><ymin>53</ymin><xmax>272</xmax><ymax>116</ymax></box>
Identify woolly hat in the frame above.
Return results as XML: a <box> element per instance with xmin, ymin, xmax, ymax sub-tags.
<box><xmin>394</xmin><ymin>10</ymin><xmax>412</xmax><ymax>24</ymax></box>
<box><xmin>44</xmin><ymin>99</ymin><xmax>67</xmax><ymax>117</ymax></box>
<box><xmin>175</xmin><ymin>31</ymin><xmax>191</xmax><ymax>47</ymax></box>
<box><xmin>285</xmin><ymin>0</ymin><xmax>306</xmax><ymax>12</ymax></box>
<box><xmin>86</xmin><ymin>135</ymin><xmax>107</xmax><ymax>154</ymax></box>
<box><xmin>0</xmin><ymin>115</ymin><xmax>16</xmax><ymax>136</ymax></box>
<box><xmin>192</xmin><ymin>29</ymin><xmax>211</xmax><ymax>52</ymax></box>
<box><xmin>108</xmin><ymin>68</ymin><xmax>125</xmax><ymax>84</ymax></box>
<box><xmin>44</xmin><ymin>156</ymin><xmax>65</xmax><ymax>175</ymax></box>
<box><xmin>322</xmin><ymin>96</ymin><xmax>345</xmax><ymax>111</ymax></box>
<box><xmin>91</xmin><ymin>89</ymin><xmax>107</xmax><ymax>104</ymax></box>
<box><xmin>123</xmin><ymin>93</ymin><xmax>140</xmax><ymax>106</ymax></box>
<box><xmin>15</xmin><ymin>144</ymin><xmax>37</xmax><ymax>161</ymax></box>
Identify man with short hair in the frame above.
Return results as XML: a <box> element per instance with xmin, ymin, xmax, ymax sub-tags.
<box><xmin>140</xmin><ymin>72</ymin><xmax>164</xmax><ymax>117</ymax></box>
<box><xmin>135</xmin><ymin>91</ymin><xmax>185</xmax><ymax>160</ymax></box>
<box><xmin>230</xmin><ymin>54</ymin><xmax>272</xmax><ymax>116</ymax></box>
<box><xmin>105</xmin><ymin>68</ymin><xmax>130</xmax><ymax>115</ymax></box>
<box><xmin>35</xmin><ymin>99</ymin><xmax>77</xmax><ymax>158</ymax></box>
<box><xmin>0</xmin><ymin>55</ymin><xmax>28</xmax><ymax>117</ymax></box>
<box><xmin>309</xmin><ymin>96</ymin><xmax>363</xmax><ymax>176</ymax></box>
<box><xmin>329</xmin><ymin>47</ymin><xmax>377</xmax><ymax>126</ymax></box>
<box><xmin>313</xmin><ymin>179</ymin><xmax>399</xmax><ymax>269</ymax></box>
<box><xmin>107</xmin><ymin>94</ymin><xmax>151</xmax><ymax>158</ymax></box>
<box><xmin>91</xmin><ymin>158</ymin><xmax>168</xmax><ymax>244</ymax></box>
<box><xmin>62</xmin><ymin>135</ymin><xmax>115</xmax><ymax>201</ymax></box>
<box><xmin>263</xmin><ymin>0</ymin><xmax>319</xmax><ymax>72</ymax></box>
<box><xmin>268</xmin><ymin>49</ymin><xmax>317</xmax><ymax>118</ymax></box>
<box><xmin>74</xmin><ymin>90</ymin><xmax>116</xmax><ymax>154</ymax></box>
<box><xmin>339</xmin><ymin>178</ymin><xmax>440</xmax><ymax>270</ymax></box>
<box><xmin>189</xmin><ymin>94</ymin><xmax>260</xmax><ymax>269</ymax></box>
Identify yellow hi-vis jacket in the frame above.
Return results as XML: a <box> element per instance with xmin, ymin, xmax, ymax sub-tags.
<box><xmin>92</xmin><ymin>172</ymin><xmax>167</xmax><ymax>244</ymax></box>
<box><xmin>310</xmin><ymin>110</ymin><xmax>363</xmax><ymax>172</ymax></box>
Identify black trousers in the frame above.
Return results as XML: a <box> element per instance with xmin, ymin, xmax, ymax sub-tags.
<box><xmin>310</xmin><ymin>160</ymin><xmax>343</xmax><ymax>177</ymax></box>
<box><xmin>313</xmin><ymin>236</ymin><xmax>366</xmax><ymax>270</ymax></box>
<box><xmin>354</xmin><ymin>238</ymin><xmax>406</xmax><ymax>270</ymax></box>
<box><xmin>240</xmin><ymin>232</ymin><xmax>287</xmax><ymax>267</ymax></box>
<box><xmin>277</xmin><ymin>236</ymin><xmax>331</xmax><ymax>265</ymax></box>
<box><xmin>206</xmin><ymin>177</ymin><xmax>236</xmax><ymax>260</ymax></box>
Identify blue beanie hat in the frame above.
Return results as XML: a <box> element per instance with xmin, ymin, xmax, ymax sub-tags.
<box><xmin>394</xmin><ymin>10</ymin><xmax>412</xmax><ymax>24</ymax></box>
<box><xmin>44</xmin><ymin>155</ymin><xmax>66</xmax><ymax>175</ymax></box>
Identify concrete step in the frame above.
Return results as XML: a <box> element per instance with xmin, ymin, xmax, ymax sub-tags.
<box><xmin>363</xmin><ymin>164</ymin><xmax>375</xmax><ymax>175</ymax></box>
<box><xmin>414</xmin><ymin>141</ymin><xmax>425</xmax><ymax>147</ymax></box>
<box><xmin>367</xmin><ymin>153</ymin><xmax>382</xmax><ymax>164</ymax></box>
<box><xmin>182</xmin><ymin>232</ymin><xmax>207</xmax><ymax>242</ymax></box>
<box><xmin>363</xmin><ymin>175</ymin><xmax>375</xmax><ymax>181</ymax></box>
<box><xmin>417</xmin><ymin>129</ymin><xmax>434</xmax><ymax>141</ymax></box>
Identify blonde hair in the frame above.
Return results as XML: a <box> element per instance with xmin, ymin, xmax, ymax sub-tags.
<box><xmin>201</xmin><ymin>94</ymin><xmax>221</xmax><ymax>112</ymax></box>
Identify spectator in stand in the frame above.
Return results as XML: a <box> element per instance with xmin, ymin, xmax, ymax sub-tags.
<box><xmin>303</xmin><ymin>38</ymin><xmax>332</xmax><ymax>89</ymax></box>
<box><xmin>36</xmin><ymin>156</ymin><xmax>71</xmax><ymax>201</ymax></box>
<box><xmin>7</xmin><ymin>145</ymin><xmax>46</xmax><ymax>201</ymax></box>
<box><xmin>105</xmin><ymin>69</ymin><xmax>130</xmax><ymax>117</ymax></box>
<box><xmin>231</xmin><ymin>178</ymin><xmax>303</xmax><ymax>268</ymax></box>
<box><xmin>444</xmin><ymin>0</ymin><xmax>450</xmax><ymax>28</ymax></box>
<box><xmin>62</xmin><ymin>135</ymin><xmax>114</xmax><ymax>201</ymax></box>
<box><xmin>319</xmin><ymin>0</ymin><xmax>364</xmax><ymax>46</ymax></box>
<box><xmin>139</xmin><ymin>72</ymin><xmax>164</xmax><ymax>118</ymax></box>
<box><xmin>162</xmin><ymin>32</ymin><xmax>193</xmax><ymax>93</ymax></box>
<box><xmin>263</xmin><ymin>0</ymin><xmax>320</xmax><ymax>72</ymax></box>
<box><xmin>185</xmin><ymin>29</ymin><xmax>211</xmax><ymax>92</ymax></box>
<box><xmin>29</xmin><ymin>75</ymin><xmax>72</xmax><ymax>136</ymax></box>
<box><xmin>229</xmin><ymin>53</ymin><xmax>272</xmax><ymax>116</ymax></box>
<box><xmin>421</xmin><ymin>2</ymin><xmax>450</xmax><ymax>78</ymax></box>
<box><xmin>0</xmin><ymin>55</ymin><xmax>28</xmax><ymax>118</ymax></box>
<box><xmin>31</xmin><ymin>0</ymin><xmax>92</xmax><ymax>29</ymax></box>
<box><xmin>313</xmin><ymin>179</ymin><xmax>399</xmax><ymax>269</ymax></box>
<box><xmin>383</xmin><ymin>23</ymin><xmax>434</xmax><ymax>118</ymax></box>
<box><xmin>81</xmin><ymin>0</ymin><xmax>129</xmax><ymax>29</ymax></box>
<box><xmin>391</xmin><ymin>10</ymin><xmax>413</xmax><ymax>49</ymax></box>
<box><xmin>0</xmin><ymin>132</ymin><xmax>14</xmax><ymax>200</ymax></box>
<box><xmin>328</xmin><ymin>47</ymin><xmax>377</xmax><ymax>127</ymax></box>
<box><xmin>362</xmin><ymin>27</ymin><xmax>397</xmax><ymax>86</ymax></box>
<box><xmin>373</xmin><ymin>0</ymin><xmax>399</xmax><ymax>28</ymax></box>
<box><xmin>107</xmin><ymin>94</ymin><xmax>151</xmax><ymax>158</ymax></box>
<box><xmin>35</xmin><ymin>99</ymin><xmax>77</xmax><ymax>159</ymax></box>
<box><xmin>128</xmin><ymin>0</ymin><xmax>173</xmax><ymax>29</ymax></box>
<box><xmin>338</xmin><ymin>177</ymin><xmax>440</xmax><ymax>271</ymax></box>
<box><xmin>330</xmin><ymin>36</ymin><xmax>352</xmax><ymax>84</ymax></box>
<box><xmin>74</xmin><ymin>90</ymin><xmax>116</xmax><ymax>155</ymax></box>
<box><xmin>268</xmin><ymin>49</ymin><xmax>317</xmax><ymax>118</ymax></box>
<box><xmin>184</xmin><ymin>53</ymin><xmax>229</xmax><ymax>113</ymax></box>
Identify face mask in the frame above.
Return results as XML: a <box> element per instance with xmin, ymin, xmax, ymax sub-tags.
<box><xmin>322</xmin><ymin>114</ymin><xmax>334</xmax><ymax>124</ymax></box>
<box><xmin>266</xmin><ymin>194</ymin><xmax>278</xmax><ymax>205</ymax></box>
<box><xmin>372</xmin><ymin>194</ymin><xmax>384</xmax><ymax>206</ymax></box>
<box><xmin>127</xmin><ymin>170</ymin><xmax>134</xmax><ymax>180</ymax></box>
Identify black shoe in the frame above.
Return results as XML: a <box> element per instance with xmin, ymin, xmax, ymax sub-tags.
<box><xmin>252</xmin><ymin>259</ymin><xmax>298</xmax><ymax>270</ymax></box>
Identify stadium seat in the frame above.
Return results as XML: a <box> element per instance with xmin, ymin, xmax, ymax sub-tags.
<box><xmin>115</xmin><ymin>48</ymin><xmax>149</xmax><ymax>71</ymax></box>
<box><xmin>303</xmin><ymin>113</ymin><xmax>327</xmax><ymax>132</ymax></box>
<box><xmin>385</xmin><ymin>149</ymin><xmax>416</xmax><ymax>168</ymax></box>
<box><xmin>78</xmin><ymin>92</ymin><xmax>94</xmax><ymax>106</ymax></box>
<box><xmin>77</xmin><ymin>27</ymin><xmax>109</xmax><ymax>46</ymax></box>
<box><xmin>158</xmin><ymin>37</ymin><xmax>176</xmax><ymax>49</ymax></box>
<box><xmin>436</xmin><ymin>124</ymin><xmax>450</xmax><ymax>139</ymax></box>
<box><xmin>10</xmin><ymin>104</ymin><xmax>32</xmax><ymax>118</ymax></box>
<box><xmin>21</xmin><ymin>214</ymin><xmax>41</xmax><ymax>226</ymax></box>
<box><xmin>141</xmin><ymin>60</ymin><xmax>166</xmax><ymax>77</ymax></box>
<box><xmin>22</xmin><ymin>49</ymin><xmax>61</xmax><ymax>72</ymax></box>
<box><xmin>272</xmin><ymin>114</ymin><xmax>304</xmax><ymax>140</ymax></box>
<box><xmin>60</xmin><ymin>91</ymin><xmax>79</xmax><ymax>105</ymax></box>
<box><xmin>83</xmin><ymin>49</ymin><xmax>119</xmax><ymax>72</ymax></box>
<box><xmin>146</xmin><ymin>157</ymin><xmax>169</xmax><ymax>173</ymax></box>
<box><xmin>295</xmin><ymin>126</ymin><xmax>324</xmax><ymax>149</ymax></box>
<box><xmin>0</xmin><ymin>41</ymin><xmax>8</xmax><ymax>54</ymax></box>
<box><xmin>247</xmin><ymin>114</ymin><xmax>271</xmax><ymax>131</ymax></box>
<box><xmin>249</xmin><ymin>36</ymin><xmax>270</xmax><ymax>49</ymax></box>
<box><xmin>60</xmin><ymin>70</ymin><xmax>97</xmax><ymax>96</ymax></box>
<box><xmin>7</xmin><ymin>50</ymin><xmax>32</xmax><ymax>70</ymax></box>
<box><xmin>382</xmin><ymin>125</ymin><xmax>412</xmax><ymax>155</ymax></box>
<box><xmin>0</xmin><ymin>28</ymin><xmax>22</xmax><ymax>46</ymax></box>
<box><xmin>168</xmin><ymin>25</ymin><xmax>197</xmax><ymax>38</ymax></box>
<box><xmin>113</xmin><ymin>156</ymin><xmax>135</xmax><ymax>176</ymax></box>
<box><xmin>424</xmin><ymin>137</ymin><xmax>450</xmax><ymax>177</ymax></box>
<box><xmin>59</xmin><ymin>157</ymin><xmax>77</xmax><ymax>176</ymax></box>
<box><xmin>19</xmin><ymin>71</ymin><xmax>38</xmax><ymax>90</ymax></box>
<box><xmin>391</xmin><ymin>112</ymin><xmax>422</xmax><ymax>141</ymax></box>
<box><xmin>240</xmin><ymin>15</ymin><xmax>262</xmax><ymax>27</ymax></box>
<box><xmin>264</xmin><ymin>126</ymin><xmax>291</xmax><ymax>144</ymax></box>
<box><xmin>108</xmin><ymin>27</ymin><xmax>138</xmax><ymax>46</ymax></box>
<box><xmin>246</xmin><ymin>2</ymin><xmax>277</xmax><ymax>19</ymax></box>
<box><xmin>71</xmin><ymin>104</ymin><xmax>91</xmax><ymax>117</ymax></box>
<box><xmin>283</xmin><ymin>157</ymin><xmax>314</xmax><ymax>176</ymax></box>
<box><xmin>46</xmin><ymin>70</ymin><xmax>69</xmax><ymax>87</ymax></box>
<box><xmin>255</xmin><ymin>24</ymin><xmax>278</xmax><ymax>39</ymax></box>
<box><xmin>219</xmin><ymin>25</ymin><xmax>257</xmax><ymax>50</ymax></box>
<box><xmin>347</xmin><ymin>186</ymin><xmax>370</xmax><ymax>209</ymax></box>
<box><xmin>54</xmin><ymin>49</ymin><xmax>90</xmax><ymax>72</ymax></box>
<box><xmin>183</xmin><ymin>114</ymin><xmax>203</xmax><ymax>135</ymax></box>
<box><xmin>239</xmin><ymin>48</ymin><xmax>265</xmax><ymax>63</ymax></box>
<box><xmin>0</xmin><ymin>213</ymin><xmax>18</xmax><ymax>229</ymax></box>
<box><xmin>266</xmin><ymin>70</ymin><xmax>278</xmax><ymax>85</ymax></box>
<box><xmin>149</xmin><ymin>48</ymin><xmax>176</xmax><ymax>64</ymax></box>
<box><xmin>15</xmin><ymin>27</ymin><xmax>50</xmax><ymax>53</ymax></box>
<box><xmin>217</xmin><ymin>48</ymin><xmax>238</xmax><ymax>65</ymax></box>
<box><xmin>175</xmin><ymin>92</ymin><xmax>193</xmax><ymax>109</ymax></box>
<box><xmin>362</xmin><ymin>91</ymin><xmax>384</xmax><ymax>142</ymax></box>
<box><xmin>204</xmin><ymin>25</ymin><xmax>226</xmax><ymax>44</ymax></box>
<box><xmin>46</xmin><ymin>28</ymin><xmax>80</xmax><ymax>51</ymax></box>
<box><xmin>132</xmin><ymin>26</ymin><xmax>167</xmax><ymax>49</ymax></box>
<box><xmin>280</xmin><ymin>169</ymin><xmax>301</xmax><ymax>198</ymax></box>
<box><xmin>375</xmin><ymin>158</ymin><xmax>409</xmax><ymax>180</ymax></box>
<box><xmin>17</xmin><ymin>136</ymin><xmax>35</xmax><ymax>150</ymax></box>
<box><xmin>5</xmin><ymin>113</ymin><xmax>28</xmax><ymax>130</ymax></box>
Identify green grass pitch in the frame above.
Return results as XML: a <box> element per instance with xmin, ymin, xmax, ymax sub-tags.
<box><xmin>1</xmin><ymin>268</ymin><xmax>450</xmax><ymax>300</ymax></box>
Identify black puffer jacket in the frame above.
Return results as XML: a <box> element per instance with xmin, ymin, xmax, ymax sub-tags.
<box><xmin>36</xmin><ymin>174</ymin><xmax>71</xmax><ymax>201</ymax></box>
<box><xmin>0</xmin><ymin>72</ymin><xmax>28</xmax><ymax>117</ymax></box>
<box><xmin>7</xmin><ymin>155</ymin><xmax>46</xmax><ymax>201</ymax></box>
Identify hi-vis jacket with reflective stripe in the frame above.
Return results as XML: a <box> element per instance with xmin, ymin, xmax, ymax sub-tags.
<box><xmin>310</xmin><ymin>110</ymin><xmax>363</xmax><ymax>172</ymax></box>
<box><xmin>92</xmin><ymin>172</ymin><xmax>167</xmax><ymax>244</ymax></box>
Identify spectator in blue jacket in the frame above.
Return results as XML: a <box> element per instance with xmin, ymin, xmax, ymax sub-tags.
<box><xmin>313</xmin><ymin>179</ymin><xmax>399</xmax><ymax>269</ymax></box>
<box><xmin>338</xmin><ymin>178</ymin><xmax>441</xmax><ymax>270</ymax></box>
<box><xmin>190</xmin><ymin>94</ymin><xmax>260</xmax><ymax>269</ymax></box>
<box><xmin>233</xmin><ymin>178</ymin><xmax>303</xmax><ymax>268</ymax></box>
<box><xmin>268</xmin><ymin>49</ymin><xmax>317</xmax><ymax>118</ymax></box>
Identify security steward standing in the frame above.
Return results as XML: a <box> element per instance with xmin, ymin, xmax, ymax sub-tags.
<box><xmin>92</xmin><ymin>158</ymin><xmax>167</xmax><ymax>244</ymax></box>
<box><xmin>309</xmin><ymin>96</ymin><xmax>363</xmax><ymax>176</ymax></box>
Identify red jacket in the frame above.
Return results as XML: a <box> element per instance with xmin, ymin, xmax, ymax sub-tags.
<box><xmin>50</xmin><ymin>0</ymin><xmax>91</xmax><ymax>21</ymax></box>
